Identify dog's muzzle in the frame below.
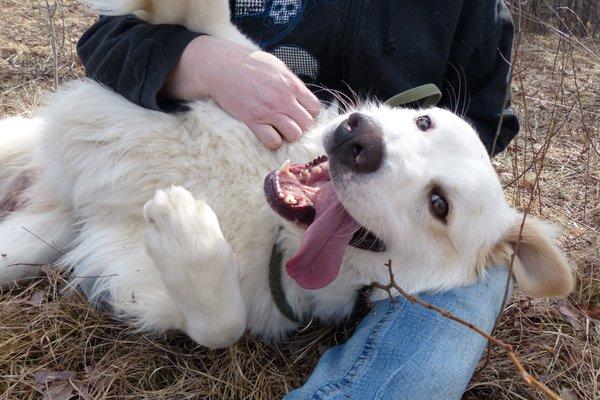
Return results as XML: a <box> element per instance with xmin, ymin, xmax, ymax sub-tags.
<box><xmin>326</xmin><ymin>112</ymin><xmax>385</xmax><ymax>174</ymax></box>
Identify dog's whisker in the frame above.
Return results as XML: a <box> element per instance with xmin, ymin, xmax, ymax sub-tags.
<box><xmin>445</xmin><ymin>78</ymin><xmax>457</xmax><ymax>116</ymax></box>
<box><xmin>458</xmin><ymin>64</ymin><xmax>470</xmax><ymax>118</ymax></box>
<box><xmin>307</xmin><ymin>84</ymin><xmax>356</xmax><ymax>112</ymax></box>
<box><xmin>448</xmin><ymin>62</ymin><xmax>462</xmax><ymax>115</ymax></box>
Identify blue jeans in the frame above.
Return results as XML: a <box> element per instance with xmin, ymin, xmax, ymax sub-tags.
<box><xmin>285</xmin><ymin>266</ymin><xmax>511</xmax><ymax>400</ymax></box>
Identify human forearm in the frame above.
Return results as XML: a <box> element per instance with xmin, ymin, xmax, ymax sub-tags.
<box><xmin>160</xmin><ymin>34</ymin><xmax>321</xmax><ymax>148</ymax></box>
<box><xmin>77</xmin><ymin>15</ymin><xmax>200</xmax><ymax>111</ymax></box>
<box><xmin>78</xmin><ymin>18</ymin><xmax>320</xmax><ymax>148</ymax></box>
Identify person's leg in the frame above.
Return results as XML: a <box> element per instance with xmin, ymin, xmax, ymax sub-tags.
<box><xmin>284</xmin><ymin>266</ymin><xmax>511</xmax><ymax>400</ymax></box>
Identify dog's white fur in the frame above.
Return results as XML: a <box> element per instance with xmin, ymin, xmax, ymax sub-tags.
<box><xmin>0</xmin><ymin>1</ymin><xmax>573</xmax><ymax>348</ymax></box>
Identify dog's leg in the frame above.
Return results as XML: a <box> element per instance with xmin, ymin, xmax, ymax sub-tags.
<box><xmin>142</xmin><ymin>186</ymin><xmax>246</xmax><ymax>348</ymax></box>
<box><xmin>83</xmin><ymin>0</ymin><xmax>257</xmax><ymax>48</ymax></box>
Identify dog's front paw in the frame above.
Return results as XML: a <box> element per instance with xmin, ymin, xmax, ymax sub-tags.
<box><xmin>143</xmin><ymin>187</ymin><xmax>245</xmax><ymax>347</ymax></box>
<box><xmin>143</xmin><ymin>186</ymin><xmax>231</xmax><ymax>272</ymax></box>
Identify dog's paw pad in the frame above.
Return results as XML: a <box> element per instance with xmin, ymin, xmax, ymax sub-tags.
<box><xmin>143</xmin><ymin>187</ymin><xmax>230</xmax><ymax>277</ymax></box>
<box><xmin>143</xmin><ymin>186</ymin><xmax>196</xmax><ymax>230</ymax></box>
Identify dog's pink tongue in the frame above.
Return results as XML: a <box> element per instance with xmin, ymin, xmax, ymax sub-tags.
<box><xmin>286</xmin><ymin>183</ymin><xmax>359</xmax><ymax>290</ymax></box>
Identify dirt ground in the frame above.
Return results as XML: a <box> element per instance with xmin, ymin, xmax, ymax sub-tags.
<box><xmin>0</xmin><ymin>1</ymin><xmax>598</xmax><ymax>399</ymax></box>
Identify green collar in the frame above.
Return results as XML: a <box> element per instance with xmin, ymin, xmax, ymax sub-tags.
<box><xmin>268</xmin><ymin>84</ymin><xmax>442</xmax><ymax>324</ymax></box>
<box><xmin>269</xmin><ymin>244</ymin><xmax>302</xmax><ymax>323</ymax></box>
<box><xmin>266</xmin><ymin>243</ymin><xmax>366</xmax><ymax>325</ymax></box>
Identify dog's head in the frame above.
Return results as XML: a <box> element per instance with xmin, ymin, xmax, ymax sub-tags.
<box><xmin>265</xmin><ymin>105</ymin><xmax>573</xmax><ymax>297</ymax></box>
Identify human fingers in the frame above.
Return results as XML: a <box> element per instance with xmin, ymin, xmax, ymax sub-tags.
<box><xmin>294</xmin><ymin>81</ymin><xmax>321</xmax><ymax>117</ymax></box>
<box><xmin>251</xmin><ymin>123</ymin><xmax>283</xmax><ymax>149</ymax></box>
<box><xmin>284</xmin><ymin>99</ymin><xmax>315</xmax><ymax>133</ymax></box>
<box><xmin>271</xmin><ymin>114</ymin><xmax>303</xmax><ymax>143</ymax></box>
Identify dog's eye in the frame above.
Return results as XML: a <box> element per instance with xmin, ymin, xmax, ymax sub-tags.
<box><xmin>416</xmin><ymin>115</ymin><xmax>432</xmax><ymax>131</ymax></box>
<box><xmin>430</xmin><ymin>190</ymin><xmax>449</xmax><ymax>221</ymax></box>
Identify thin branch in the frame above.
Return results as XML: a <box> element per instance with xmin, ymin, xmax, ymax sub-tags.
<box><xmin>372</xmin><ymin>260</ymin><xmax>563</xmax><ymax>400</ymax></box>
<box><xmin>21</xmin><ymin>226</ymin><xmax>64</xmax><ymax>254</ymax></box>
<box><xmin>7</xmin><ymin>263</ymin><xmax>45</xmax><ymax>268</ymax></box>
<box><xmin>44</xmin><ymin>0</ymin><xmax>59</xmax><ymax>91</ymax></box>
<box><xmin>71</xmin><ymin>274</ymin><xmax>118</xmax><ymax>280</ymax></box>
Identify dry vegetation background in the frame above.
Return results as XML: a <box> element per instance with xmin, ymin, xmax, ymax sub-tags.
<box><xmin>0</xmin><ymin>1</ymin><xmax>598</xmax><ymax>399</ymax></box>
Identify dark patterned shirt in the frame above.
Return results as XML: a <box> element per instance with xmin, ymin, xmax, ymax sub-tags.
<box><xmin>77</xmin><ymin>0</ymin><xmax>519</xmax><ymax>154</ymax></box>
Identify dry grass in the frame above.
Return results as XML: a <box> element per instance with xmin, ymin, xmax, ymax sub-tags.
<box><xmin>0</xmin><ymin>1</ymin><xmax>598</xmax><ymax>399</ymax></box>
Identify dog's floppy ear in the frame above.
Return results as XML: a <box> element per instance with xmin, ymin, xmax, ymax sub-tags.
<box><xmin>501</xmin><ymin>215</ymin><xmax>574</xmax><ymax>298</ymax></box>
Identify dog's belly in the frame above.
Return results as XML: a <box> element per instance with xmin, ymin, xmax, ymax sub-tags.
<box><xmin>43</xmin><ymin>80</ymin><xmax>280</xmax><ymax>257</ymax></box>
<box><xmin>37</xmin><ymin>80</ymin><xmax>328</xmax><ymax>336</ymax></box>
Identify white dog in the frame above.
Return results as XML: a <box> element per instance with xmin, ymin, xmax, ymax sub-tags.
<box><xmin>0</xmin><ymin>0</ymin><xmax>573</xmax><ymax>349</ymax></box>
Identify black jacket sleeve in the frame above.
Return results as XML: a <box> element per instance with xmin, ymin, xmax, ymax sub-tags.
<box><xmin>77</xmin><ymin>16</ymin><xmax>200</xmax><ymax>111</ymax></box>
<box><xmin>441</xmin><ymin>0</ymin><xmax>519</xmax><ymax>156</ymax></box>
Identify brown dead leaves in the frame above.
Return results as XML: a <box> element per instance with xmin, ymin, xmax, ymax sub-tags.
<box><xmin>35</xmin><ymin>371</ymin><xmax>84</xmax><ymax>400</ymax></box>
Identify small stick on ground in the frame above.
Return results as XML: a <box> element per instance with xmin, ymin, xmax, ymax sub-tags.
<box><xmin>372</xmin><ymin>259</ymin><xmax>563</xmax><ymax>400</ymax></box>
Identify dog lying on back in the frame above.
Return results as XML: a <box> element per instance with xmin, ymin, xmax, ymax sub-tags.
<box><xmin>0</xmin><ymin>0</ymin><xmax>573</xmax><ymax>348</ymax></box>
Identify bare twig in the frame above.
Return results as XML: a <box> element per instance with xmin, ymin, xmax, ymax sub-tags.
<box><xmin>44</xmin><ymin>0</ymin><xmax>59</xmax><ymax>91</ymax></box>
<box><xmin>7</xmin><ymin>263</ymin><xmax>45</xmax><ymax>268</ymax></box>
<box><xmin>372</xmin><ymin>260</ymin><xmax>563</xmax><ymax>400</ymax></box>
<box><xmin>70</xmin><ymin>274</ymin><xmax>118</xmax><ymax>279</ymax></box>
<box><xmin>21</xmin><ymin>226</ymin><xmax>64</xmax><ymax>254</ymax></box>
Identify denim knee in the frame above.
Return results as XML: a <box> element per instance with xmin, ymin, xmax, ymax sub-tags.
<box><xmin>285</xmin><ymin>266</ymin><xmax>512</xmax><ymax>400</ymax></box>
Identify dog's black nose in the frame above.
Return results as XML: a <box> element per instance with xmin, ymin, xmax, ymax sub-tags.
<box><xmin>327</xmin><ymin>112</ymin><xmax>384</xmax><ymax>173</ymax></box>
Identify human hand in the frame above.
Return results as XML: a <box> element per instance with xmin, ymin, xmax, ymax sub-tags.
<box><xmin>162</xmin><ymin>35</ymin><xmax>321</xmax><ymax>149</ymax></box>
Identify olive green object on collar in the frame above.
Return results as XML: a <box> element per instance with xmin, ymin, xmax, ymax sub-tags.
<box><xmin>384</xmin><ymin>84</ymin><xmax>442</xmax><ymax>108</ymax></box>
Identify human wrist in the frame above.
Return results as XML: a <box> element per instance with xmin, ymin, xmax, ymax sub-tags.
<box><xmin>161</xmin><ymin>35</ymin><xmax>219</xmax><ymax>101</ymax></box>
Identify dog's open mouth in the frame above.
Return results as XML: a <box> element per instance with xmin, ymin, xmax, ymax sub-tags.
<box><xmin>264</xmin><ymin>156</ymin><xmax>385</xmax><ymax>290</ymax></box>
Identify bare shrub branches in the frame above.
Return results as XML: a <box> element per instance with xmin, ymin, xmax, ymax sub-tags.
<box><xmin>372</xmin><ymin>260</ymin><xmax>564</xmax><ymax>400</ymax></box>
<box><xmin>507</xmin><ymin>0</ymin><xmax>600</xmax><ymax>38</ymax></box>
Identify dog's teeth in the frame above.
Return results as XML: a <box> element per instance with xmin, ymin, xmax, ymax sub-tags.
<box><xmin>280</xmin><ymin>159</ymin><xmax>291</xmax><ymax>175</ymax></box>
<box><xmin>313</xmin><ymin>166</ymin><xmax>322</xmax><ymax>174</ymax></box>
<box><xmin>285</xmin><ymin>194</ymin><xmax>297</xmax><ymax>204</ymax></box>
